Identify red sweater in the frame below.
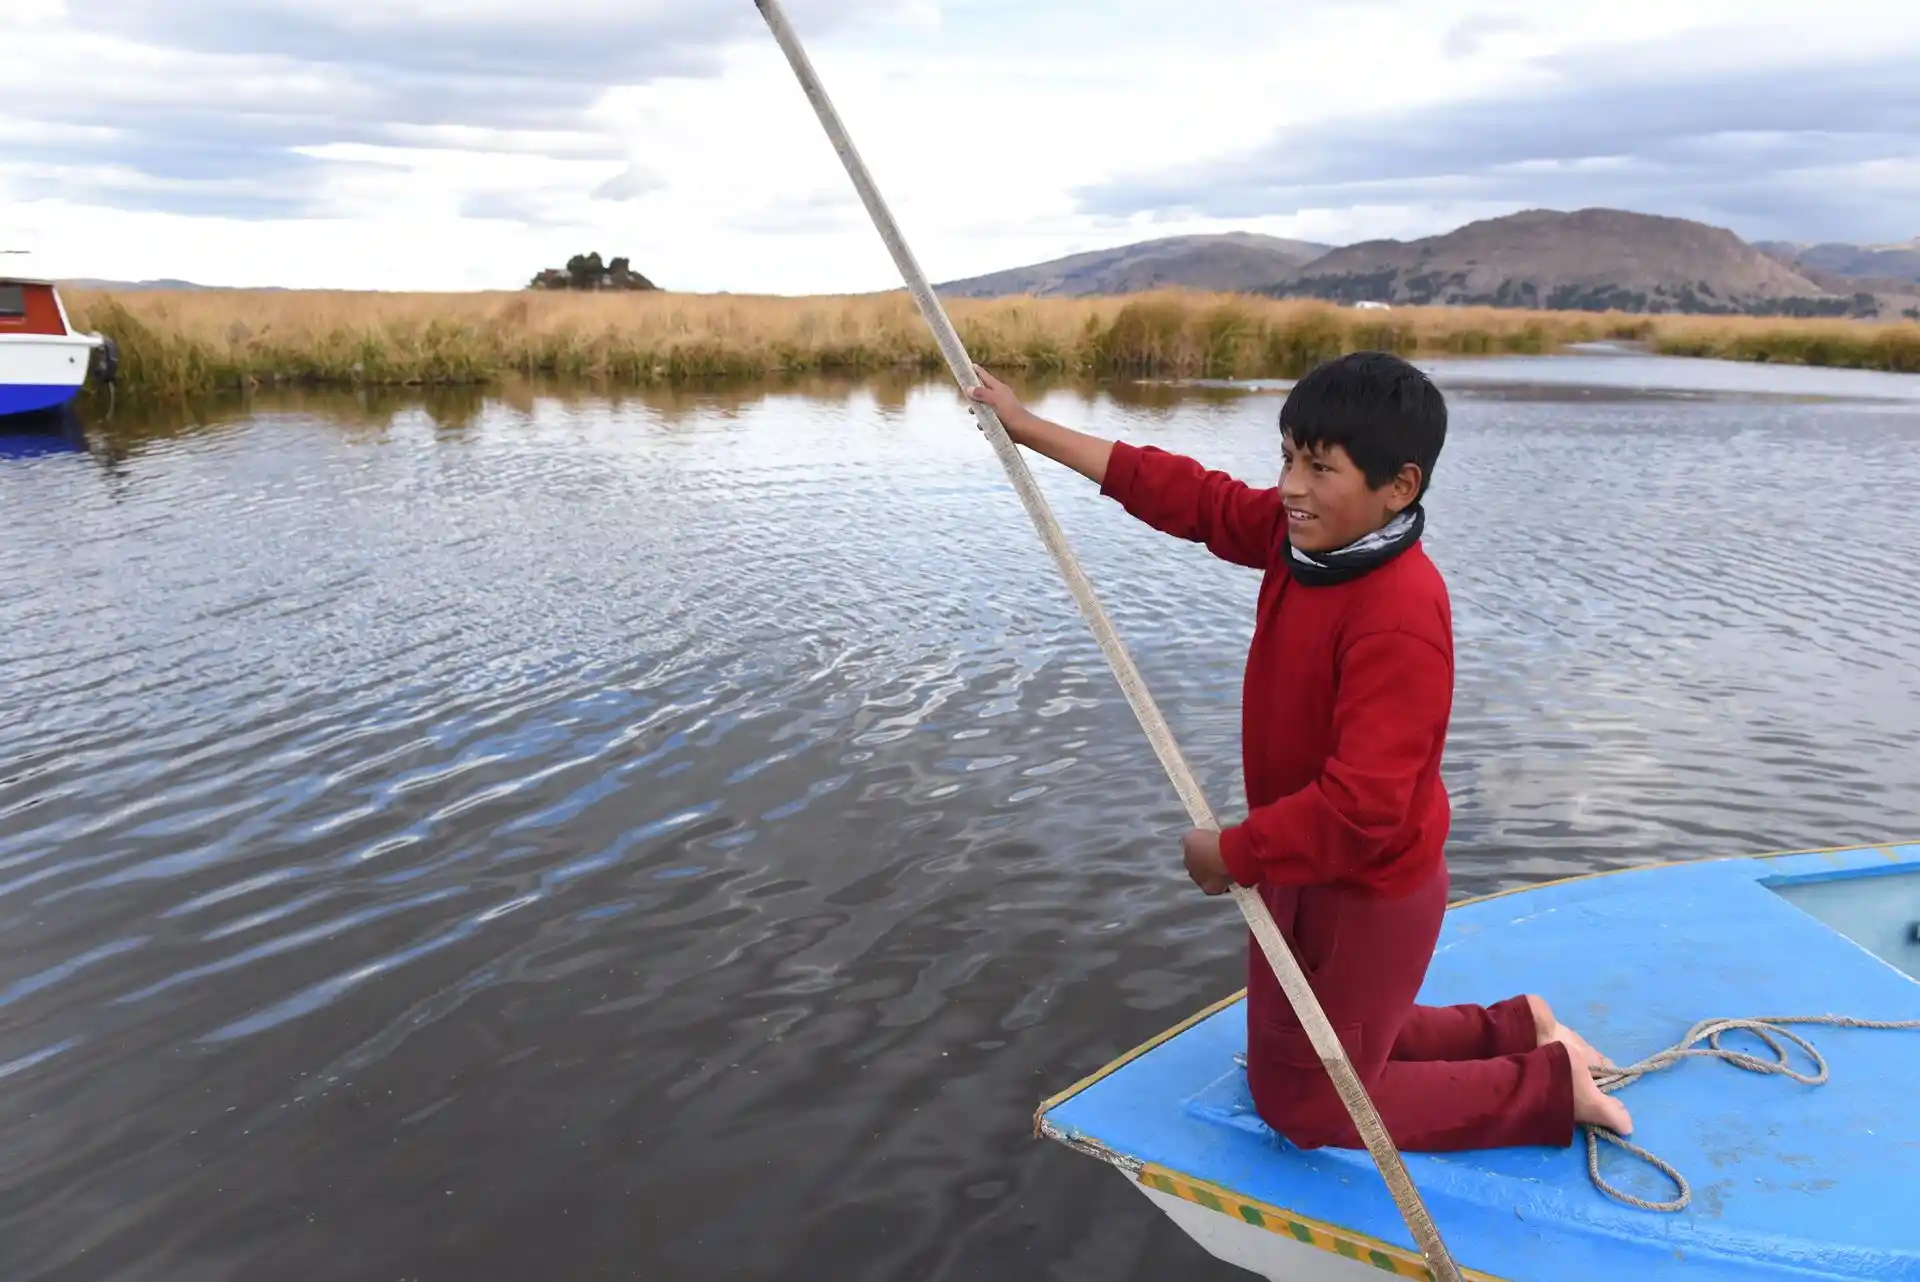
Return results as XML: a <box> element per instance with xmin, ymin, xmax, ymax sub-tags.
<box><xmin>1100</xmin><ymin>441</ymin><xmax>1453</xmax><ymax>896</ymax></box>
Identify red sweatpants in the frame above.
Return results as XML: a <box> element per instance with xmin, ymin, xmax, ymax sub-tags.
<box><xmin>1243</xmin><ymin>860</ymin><xmax>1575</xmax><ymax>1152</ymax></box>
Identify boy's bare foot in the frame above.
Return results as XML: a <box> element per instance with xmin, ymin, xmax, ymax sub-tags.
<box><xmin>1527</xmin><ymin>995</ymin><xmax>1633</xmax><ymax>1133</ymax></box>
<box><xmin>1571</xmin><ymin>1064</ymin><xmax>1634</xmax><ymax>1134</ymax></box>
<box><xmin>1525</xmin><ymin>995</ymin><xmax>1614</xmax><ymax>1071</ymax></box>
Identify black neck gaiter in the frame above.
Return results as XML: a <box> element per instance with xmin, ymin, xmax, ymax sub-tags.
<box><xmin>1283</xmin><ymin>505</ymin><xmax>1425</xmax><ymax>586</ymax></box>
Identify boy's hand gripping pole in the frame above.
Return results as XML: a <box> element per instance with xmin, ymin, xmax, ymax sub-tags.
<box><xmin>752</xmin><ymin>3</ymin><xmax>1464</xmax><ymax>1278</ymax></box>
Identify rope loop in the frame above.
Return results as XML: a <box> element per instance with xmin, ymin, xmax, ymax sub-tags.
<box><xmin>1583</xmin><ymin>1014</ymin><xmax>1920</xmax><ymax>1211</ymax></box>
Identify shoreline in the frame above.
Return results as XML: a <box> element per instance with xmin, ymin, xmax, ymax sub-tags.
<box><xmin>65</xmin><ymin>288</ymin><xmax>1920</xmax><ymax>401</ymax></box>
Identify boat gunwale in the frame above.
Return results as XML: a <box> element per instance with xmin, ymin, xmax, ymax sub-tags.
<box><xmin>0</xmin><ymin>332</ymin><xmax>104</xmax><ymax>348</ymax></box>
<box><xmin>1032</xmin><ymin>837</ymin><xmax>1920</xmax><ymax>1282</ymax></box>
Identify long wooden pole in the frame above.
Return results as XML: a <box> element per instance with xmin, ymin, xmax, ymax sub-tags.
<box><xmin>751</xmin><ymin>4</ymin><xmax>1463</xmax><ymax>1277</ymax></box>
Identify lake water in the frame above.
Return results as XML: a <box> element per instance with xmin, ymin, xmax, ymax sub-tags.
<box><xmin>3</xmin><ymin>353</ymin><xmax>1919</xmax><ymax>1281</ymax></box>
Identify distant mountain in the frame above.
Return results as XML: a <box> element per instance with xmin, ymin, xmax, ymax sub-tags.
<box><xmin>60</xmin><ymin>278</ymin><xmax>288</xmax><ymax>292</ymax></box>
<box><xmin>1262</xmin><ymin>209</ymin><xmax>1864</xmax><ymax>316</ymax></box>
<box><xmin>932</xmin><ymin>211</ymin><xmax>1913</xmax><ymax>317</ymax></box>
<box><xmin>1754</xmin><ymin>239</ymin><xmax>1920</xmax><ymax>285</ymax></box>
<box><xmin>934</xmin><ymin>232</ymin><xmax>1334</xmax><ymax>299</ymax></box>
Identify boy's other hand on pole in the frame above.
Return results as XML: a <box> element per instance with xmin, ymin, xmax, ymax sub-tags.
<box><xmin>1182</xmin><ymin>829</ymin><xmax>1231</xmax><ymax>895</ymax></box>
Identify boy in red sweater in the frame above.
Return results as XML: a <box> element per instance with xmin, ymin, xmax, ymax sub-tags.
<box><xmin>968</xmin><ymin>352</ymin><xmax>1631</xmax><ymax>1151</ymax></box>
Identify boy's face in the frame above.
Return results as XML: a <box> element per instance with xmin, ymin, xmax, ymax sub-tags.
<box><xmin>1279</xmin><ymin>433</ymin><xmax>1421</xmax><ymax>554</ymax></box>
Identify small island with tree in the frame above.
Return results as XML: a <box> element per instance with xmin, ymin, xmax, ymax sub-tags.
<box><xmin>529</xmin><ymin>253</ymin><xmax>658</xmax><ymax>291</ymax></box>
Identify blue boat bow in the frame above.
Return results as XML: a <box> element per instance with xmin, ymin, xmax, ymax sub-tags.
<box><xmin>1037</xmin><ymin>843</ymin><xmax>1920</xmax><ymax>1281</ymax></box>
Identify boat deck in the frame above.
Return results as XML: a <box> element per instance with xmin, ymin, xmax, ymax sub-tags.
<box><xmin>1037</xmin><ymin>844</ymin><xmax>1920</xmax><ymax>1281</ymax></box>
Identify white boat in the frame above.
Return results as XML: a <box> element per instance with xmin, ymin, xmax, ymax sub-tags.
<box><xmin>0</xmin><ymin>266</ymin><xmax>116</xmax><ymax>419</ymax></box>
<box><xmin>1036</xmin><ymin>841</ymin><xmax>1920</xmax><ymax>1280</ymax></box>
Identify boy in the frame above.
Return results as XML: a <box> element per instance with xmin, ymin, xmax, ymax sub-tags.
<box><xmin>966</xmin><ymin>352</ymin><xmax>1630</xmax><ymax>1152</ymax></box>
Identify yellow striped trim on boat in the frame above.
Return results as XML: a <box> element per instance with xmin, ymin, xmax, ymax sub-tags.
<box><xmin>1135</xmin><ymin>1165</ymin><xmax>1503</xmax><ymax>1281</ymax></box>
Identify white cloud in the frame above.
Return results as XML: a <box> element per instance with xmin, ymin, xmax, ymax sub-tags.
<box><xmin>1079</xmin><ymin>16</ymin><xmax>1920</xmax><ymax>246</ymax></box>
<box><xmin>0</xmin><ymin>0</ymin><xmax>908</xmax><ymax>231</ymax></box>
<box><xmin>4</xmin><ymin>0</ymin><xmax>1918</xmax><ymax>291</ymax></box>
<box><xmin>592</xmin><ymin>165</ymin><xmax>666</xmax><ymax>203</ymax></box>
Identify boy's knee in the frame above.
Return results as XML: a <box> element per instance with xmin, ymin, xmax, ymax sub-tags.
<box><xmin>1251</xmin><ymin>1075</ymin><xmax>1354</xmax><ymax>1150</ymax></box>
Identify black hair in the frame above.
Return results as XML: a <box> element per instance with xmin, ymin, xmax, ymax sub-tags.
<box><xmin>1278</xmin><ymin>350</ymin><xmax>1447</xmax><ymax>501</ymax></box>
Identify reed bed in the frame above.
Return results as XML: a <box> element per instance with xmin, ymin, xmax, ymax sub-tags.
<box><xmin>1644</xmin><ymin>315</ymin><xmax>1920</xmax><ymax>371</ymax></box>
<box><xmin>63</xmin><ymin>287</ymin><xmax>1920</xmax><ymax>401</ymax></box>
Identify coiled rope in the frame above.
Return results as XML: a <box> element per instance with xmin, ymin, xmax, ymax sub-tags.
<box><xmin>1583</xmin><ymin>1013</ymin><xmax>1920</xmax><ymax>1212</ymax></box>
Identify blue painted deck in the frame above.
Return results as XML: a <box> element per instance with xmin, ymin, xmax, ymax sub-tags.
<box><xmin>1041</xmin><ymin>844</ymin><xmax>1920</xmax><ymax>1280</ymax></box>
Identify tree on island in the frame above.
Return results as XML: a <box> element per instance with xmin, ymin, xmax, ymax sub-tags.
<box><xmin>529</xmin><ymin>253</ymin><xmax>658</xmax><ymax>291</ymax></box>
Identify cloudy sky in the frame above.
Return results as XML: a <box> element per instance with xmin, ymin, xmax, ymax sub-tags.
<box><xmin>4</xmin><ymin>0</ymin><xmax>1918</xmax><ymax>292</ymax></box>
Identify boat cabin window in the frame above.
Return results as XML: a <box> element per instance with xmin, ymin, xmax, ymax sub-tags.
<box><xmin>0</xmin><ymin>284</ymin><xmax>25</xmax><ymax>319</ymax></box>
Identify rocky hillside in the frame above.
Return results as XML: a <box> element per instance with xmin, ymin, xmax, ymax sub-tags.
<box><xmin>935</xmin><ymin>209</ymin><xmax>1914</xmax><ymax>316</ymax></box>
<box><xmin>1264</xmin><ymin>209</ymin><xmax>1856</xmax><ymax>315</ymax></box>
<box><xmin>1756</xmin><ymin>239</ymin><xmax>1920</xmax><ymax>285</ymax></box>
<box><xmin>934</xmin><ymin>232</ymin><xmax>1331</xmax><ymax>298</ymax></box>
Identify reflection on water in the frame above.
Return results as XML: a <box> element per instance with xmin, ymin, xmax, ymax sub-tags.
<box><xmin>61</xmin><ymin>370</ymin><xmax>1270</xmax><ymax>461</ymax></box>
<box><xmin>3</xmin><ymin>352</ymin><xmax>1919</xmax><ymax>1281</ymax></box>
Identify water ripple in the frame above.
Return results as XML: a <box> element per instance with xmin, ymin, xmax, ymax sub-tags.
<box><xmin>0</xmin><ymin>365</ymin><xmax>1917</xmax><ymax>1280</ymax></box>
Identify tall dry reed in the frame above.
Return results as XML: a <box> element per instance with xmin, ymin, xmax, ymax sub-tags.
<box><xmin>62</xmin><ymin>287</ymin><xmax>1920</xmax><ymax>401</ymax></box>
<box><xmin>1646</xmin><ymin>315</ymin><xmax>1920</xmax><ymax>372</ymax></box>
